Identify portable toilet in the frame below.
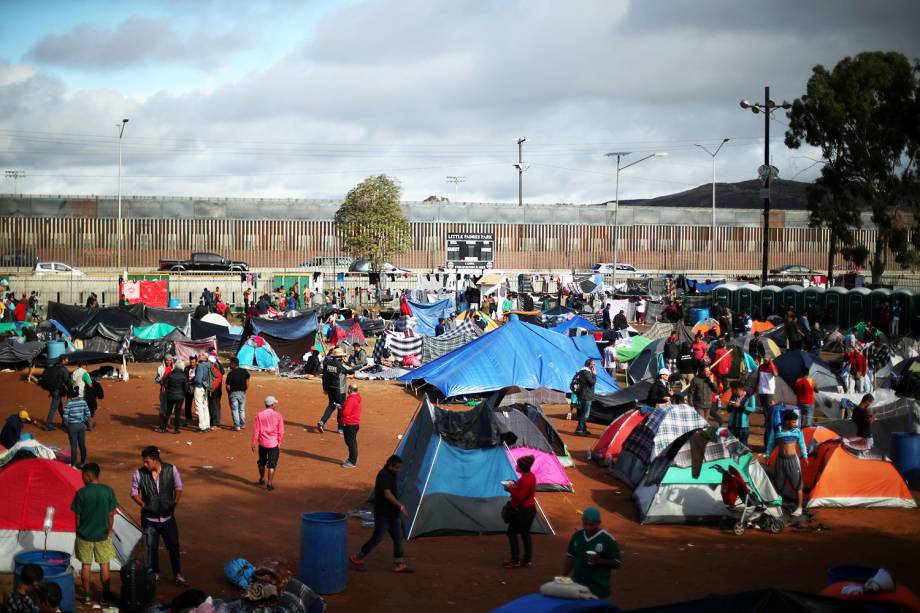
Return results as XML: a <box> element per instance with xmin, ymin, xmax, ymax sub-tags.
<box><xmin>868</xmin><ymin>288</ymin><xmax>893</xmax><ymax>326</ymax></box>
<box><xmin>803</xmin><ymin>286</ymin><xmax>826</xmax><ymax>315</ymax></box>
<box><xmin>736</xmin><ymin>283</ymin><xmax>760</xmax><ymax>315</ymax></box>
<box><xmin>713</xmin><ymin>283</ymin><xmax>738</xmax><ymax>311</ymax></box>
<box><xmin>891</xmin><ymin>289</ymin><xmax>915</xmax><ymax>334</ymax></box>
<box><xmin>825</xmin><ymin>286</ymin><xmax>849</xmax><ymax>328</ymax></box>
<box><xmin>780</xmin><ymin>285</ymin><xmax>805</xmax><ymax>314</ymax></box>
<box><xmin>845</xmin><ymin>287</ymin><xmax>872</xmax><ymax>328</ymax></box>
<box><xmin>758</xmin><ymin>285</ymin><xmax>782</xmax><ymax>319</ymax></box>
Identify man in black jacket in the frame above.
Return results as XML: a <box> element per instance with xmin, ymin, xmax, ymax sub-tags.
<box><xmin>646</xmin><ymin>369</ymin><xmax>673</xmax><ymax>407</ymax></box>
<box><xmin>42</xmin><ymin>356</ymin><xmax>71</xmax><ymax>431</ymax></box>
<box><xmin>663</xmin><ymin>331</ymin><xmax>681</xmax><ymax>375</ymax></box>
<box><xmin>612</xmin><ymin>310</ymin><xmax>628</xmax><ymax>332</ymax></box>
<box><xmin>318</xmin><ymin>347</ymin><xmax>356</xmax><ymax>434</ymax></box>
<box><xmin>574</xmin><ymin>360</ymin><xmax>597</xmax><ymax>436</ymax></box>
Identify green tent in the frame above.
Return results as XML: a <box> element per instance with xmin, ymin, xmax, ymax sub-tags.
<box><xmin>0</xmin><ymin>321</ymin><xmax>33</xmax><ymax>336</ymax></box>
<box><xmin>132</xmin><ymin>322</ymin><xmax>177</xmax><ymax>340</ymax></box>
<box><xmin>614</xmin><ymin>335</ymin><xmax>652</xmax><ymax>362</ymax></box>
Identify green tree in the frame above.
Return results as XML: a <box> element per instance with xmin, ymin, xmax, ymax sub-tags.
<box><xmin>335</xmin><ymin>175</ymin><xmax>412</xmax><ymax>272</ymax></box>
<box><xmin>785</xmin><ymin>51</ymin><xmax>919</xmax><ymax>284</ymax></box>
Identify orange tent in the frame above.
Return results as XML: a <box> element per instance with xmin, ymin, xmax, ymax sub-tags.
<box><xmin>589</xmin><ymin>409</ymin><xmax>647</xmax><ymax>466</ymax></box>
<box><xmin>691</xmin><ymin>318</ymin><xmax>720</xmax><ymax>338</ymax></box>
<box><xmin>751</xmin><ymin>320</ymin><xmax>775</xmax><ymax>334</ymax></box>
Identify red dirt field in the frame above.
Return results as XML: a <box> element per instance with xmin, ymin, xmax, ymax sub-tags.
<box><xmin>3</xmin><ymin>365</ymin><xmax>919</xmax><ymax>612</ymax></box>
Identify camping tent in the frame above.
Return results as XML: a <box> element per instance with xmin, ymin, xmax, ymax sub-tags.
<box><xmin>394</xmin><ymin>397</ymin><xmax>554</xmax><ymax>538</ymax></box>
<box><xmin>420</xmin><ymin>319</ymin><xmax>482</xmax><ymax>363</ymax></box>
<box><xmin>505</xmin><ymin>402</ymin><xmax>573</xmax><ymax>468</ymax></box>
<box><xmin>691</xmin><ymin>318</ymin><xmax>721</xmax><ymax>338</ymax></box>
<box><xmin>634</xmin><ymin>429</ymin><xmax>782</xmax><ymax>524</ymax></box>
<box><xmin>236</xmin><ymin>336</ymin><xmax>280</xmax><ymax>370</ymax></box>
<box><xmin>248</xmin><ymin>311</ymin><xmax>318</xmax><ymax>340</ymax></box>
<box><xmin>495</xmin><ymin>409</ymin><xmax>573</xmax><ymax>492</ymax></box>
<box><xmin>589</xmin><ymin>409</ymin><xmax>648</xmax><ymax>465</ymax></box>
<box><xmin>591</xmin><ymin>381</ymin><xmax>654</xmax><ymax>424</ymax></box>
<box><xmin>627</xmin><ymin>338</ymin><xmax>666</xmax><ymax>384</ymax></box>
<box><xmin>731</xmin><ymin>334</ymin><xmax>782</xmax><ymax>360</ymax></box>
<box><xmin>399</xmin><ymin>318</ymin><xmax>619</xmax><ymax>398</ymax></box>
<box><xmin>0</xmin><ymin>458</ymin><xmax>142</xmax><ymax>571</ymax></box>
<box><xmin>614</xmin><ymin>336</ymin><xmax>653</xmax><ymax>362</ymax></box>
<box><xmin>457</xmin><ymin>310</ymin><xmax>500</xmax><ymax>332</ymax></box>
<box><xmin>552</xmin><ymin>316</ymin><xmax>600</xmax><ymax>334</ymax></box>
<box><xmin>774</xmin><ymin>350</ymin><xmax>839</xmax><ymax>391</ymax></box>
<box><xmin>407</xmin><ymin>299</ymin><xmax>454</xmax><ymax>336</ymax></box>
<box><xmin>610</xmin><ymin>404</ymin><xmax>708</xmax><ymax>488</ymax></box>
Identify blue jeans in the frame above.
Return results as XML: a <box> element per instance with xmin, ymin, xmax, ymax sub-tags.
<box><xmin>65</xmin><ymin>422</ymin><xmax>87</xmax><ymax>467</ymax></box>
<box><xmin>320</xmin><ymin>389</ymin><xmax>345</xmax><ymax>428</ymax></box>
<box><xmin>798</xmin><ymin>403</ymin><xmax>814</xmax><ymax>427</ymax></box>
<box><xmin>576</xmin><ymin>399</ymin><xmax>593</xmax><ymax>433</ymax></box>
<box><xmin>229</xmin><ymin>391</ymin><xmax>247</xmax><ymax>428</ymax></box>
<box><xmin>358</xmin><ymin>513</ymin><xmax>405</xmax><ymax>563</ymax></box>
<box><xmin>46</xmin><ymin>389</ymin><xmax>62</xmax><ymax>426</ymax></box>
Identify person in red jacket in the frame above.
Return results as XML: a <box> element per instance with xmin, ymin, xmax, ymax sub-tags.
<box><xmin>503</xmin><ymin>455</ymin><xmax>537</xmax><ymax>569</ymax></box>
<box><xmin>340</xmin><ymin>384</ymin><xmax>361</xmax><ymax>468</ymax></box>
<box><xmin>691</xmin><ymin>333</ymin><xmax>708</xmax><ymax>370</ymax></box>
<box><xmin>712</xmin><ymin>340</ymin><xmax>732</xmax><ymax>397</ymax></box>
<box><xmin>14</xmin><ymin>299</ymin><xmax>27</xmax><ymax>321</ymax></box>
<box><xmin>847</xmin><ymin>349</ymin><xmax>868</xmax><ymax>393</ymax></box>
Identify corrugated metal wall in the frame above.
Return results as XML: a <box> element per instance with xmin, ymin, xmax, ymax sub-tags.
<box><xmin>0</xmin><ymin>216</ymin><xmax>889</xmax><ymax>271</ymax></box>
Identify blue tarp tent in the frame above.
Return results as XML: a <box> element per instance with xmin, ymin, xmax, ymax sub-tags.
<box><xmin>689</xmin><ymin>279</ymin><xmax>725</xmax><ymax>294</ymax></box>
<box><xmin>190</xmin><ymin>318</ymin><xmax>241</xmax><ymax>350</ymax></box>
<box><xmin>249</xmin><ymin>311</ymin><xmax>318</xmax><ymax>340</ymax></box>
<box><xmin>552</xmin><ymin>316</ymin><xmax>600</xmax><ymax>333</ymax></box>
<box><xmin>236</xmin><ymin>337</ymin><xmax>280</xmax><ymax>370</ymax></box>
<box><xmin>399</xmin><ymin>318</ymin><xmax>619</xmax><ymax>397</ymax></box>
<box><xmin>408</xmin><ymin>299</ymin><xmax>453</xmax><ymax>336</ymax></box>
<box><xmin>489</xmin><ymin>594</ymin><xmax>620</xmax><ymax>613</ymax></box>
<box><xmin>570</xmin><ymin>334</ymin><xmax>601</xmax><ymax>360</ymax></box>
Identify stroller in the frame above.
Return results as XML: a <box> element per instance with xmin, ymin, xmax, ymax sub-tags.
<box><xmin>712</xmin><ymin>464</ymin><xmax>784</xmax><ymax>536</ymax></box>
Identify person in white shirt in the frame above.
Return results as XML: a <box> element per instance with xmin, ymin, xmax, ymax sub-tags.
<box><xmin>636</xmin><ymin>297</ymin><xmax>647</xmax><ymax>323</ymax></box>
<box><xmin>602</xmin><ymin>343</ymin><xmax>617</xmax><ymax>377</ymax></box>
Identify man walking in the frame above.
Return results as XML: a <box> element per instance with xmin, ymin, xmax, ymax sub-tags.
<box><xmin>318</xmin><ymin>347</ymin><xmax>356</xmax><ymax>434</ymax></box>
<box><xmin>161</xmin><ymin>360</ymin><xmax>187</xmax><ymax>433</ymax></box>
<box><xmin>252</xmin><ymin>396</ymin><xmax>284</xmax><ymax>491</ymax></box>
<box><xmin>71</xmin><ymin>463</ymin><xmax>118</xmax><ymax>605</ymax></box>
<box><xmin>573</xmin><ymin>359</ymin><xmax>597</xmax><ymax>437</ymax></box>
<box><xmin>349</xmin><ymin>455</ymin><xmax>412</xmax><ymax>573</ymax></box>
<box><xmin>130</xmin><ymin>446</ymin><xmax>188</xmax><ymax>586</ymax></box>
<box><xmin>226</xmin><ymin>357</ymin><xmax>250</xmax><ymax>431</ymax></box>
<box><xmin>663</xmin><ymin>331</ymin><xmax>680</xmax><ymax>377</ymax></box>
<box><xmin>193</xmin><ymin>352</ymin><xmax>211</xmax><ymax>432</ymax></box>
<box><xmin>341</xmin><ymin>384</ymin><xmax>361</xmax><ymax>468</ymax></box>
<box><xmin>41</xmin><ymin>356</ymin><xmax>70</xmax><ymax>431</ymax></box>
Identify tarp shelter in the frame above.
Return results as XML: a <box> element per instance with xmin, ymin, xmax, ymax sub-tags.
<box><xmin>248</xmin><ymin>311</ymin><xmax>318</xmax><ymax>341</ymax></box>
<box><xmin>0</xmin><ymin>322</ymin><xmax>33</xmax><ymax>337</ymax></box>
<box><xmin>591</xmin><ymin>381</ymin><xmax>654</xmax><ymax>424</ymax></box>
<box><xmin>590</xmin><ymin>409</ymin><xmax>647</xmax><ymax>465</ymax></box>
<box><xmin>374</xmin><ymin>330</ymin><xmax>423</xmax><ymax>362</ymax></box>
<box><xmin>614</xmin><ymin>336</ymin><xmax>653</xmax><ymax>362</ymax></box>
<box><xmin>329</xmin><ymin>319</ymin><xmax>367</xmax><ymax>346</ymax></box>
<box><xmin>496</xmin><ymin>409</ymin><xmax>573</xmax><ymax>492</ymax></box>
<box><xmin>0</xmin><ymin>340</ymin><xmax>44</xmax><ymax>364</ymax></box>
<box><xmin>394</xmin><ymin>397</ymin><xmax>554</xmax><ymax>538</ymax></box>
<box><xmin>399</xmin><ymin>318</ymin><xmax>619</xmax><ymax>398</ymax></box>
<box><xmin>540</xmin><ymin>305</ymin><xmax>575</xmax><ymax>327</ymax></box>
<box><xmin>46</xmin><ymin>302</ymin><xmax>144</xmax><ymax>334</ymax></box>
<box><xmin>456</xmin><ymin>310</ymin><xmax>499</xmax><ymax>332</ymax></box>
<box><xmin>173</xmin><ymin>337</ymin><xmax>218</xmax><ymax>362</ymax></box>
<box><xmin>259</xmin><ymin>332</ymin><xmax>316</xmax><ymax>364</ymax></box>
<box><xmin>236</xmin><ymin>336</ymin><xmax>280</xmax><ymax>370</ymax></box>
<box><xmin>634</xmin><ymin>429</ymin><xmax>782</xmax><ymax>524</ymax></box>
<box><xmin>611</xmin><ymin>404</ymin><xmax>708</xmax><ymax>488</ymax></box>
<box><xmin>420</xmin><ymin>319</ymin><xmax>482</xmax><ymax>363</ymax></box>
<box><xmin>407</xmin><ymin>299</ymin><xmax>454</xmax><ymax>336</ymax></box>
<box><xmin>552</xmin><ymin>316</ymin><xmax>600</xmax><ymax>334</ymax></box>
<box><xmin>68</xmin><ymin>306</ymin><xmax>145</xmax><ymax>340</ymax></box>
<box><xmin>145</xmin><ymin>306</ymin><xmax>192</xmax><ymax>335</ymax></box>
<box><xmin>191</xmin><ymin>318</ymin><xmax>240</xmax><ymax>350</ymax></box>
<box><xmin>488</xmin><ymin>593</ymin><xmax>619</xmax><ymax>613</ymax></box>
<box><xmin>129</xmin><ymin>328</ymin><xmax>186</xmax><ymax>363</ymax></box>
<box><xmin>35</xmin><ymin>351</ymin><xmax>122</xmax><ymax>367</ymax></box>
<box><xmin>0</xmin><ymin>458</ymin><xmax>142</xmax><ymax>571</ymax></box>
<box><xmin>132</xmin><ymin>322</ymin><xmax>178</xmax><ymax>340</ymax></box>
<box><xmin>568</xmin><ymin>333</ymin><xmax>601</xmax><ymax>360</ymax></box>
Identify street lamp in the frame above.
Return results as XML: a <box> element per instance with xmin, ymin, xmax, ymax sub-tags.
<box><xmin>740</xmin><ymin>87</ymin><xmax>791</xmax><ymax>285</ymax></box>
<box><xmin>445</xmin><ymin>175</ymin><xmax>466</xmax><ymax>201</ymax></box>
<box><xmin>117</xmin><ymin>118</ymin><xmax>129</xmax><ymax>278</ymax></box>
<box><xmin>4</xmin><ymin>170</ymin><xmax>25</xmax><ymax>195</ymax></box>
<box><xmin>694</xmin><ymin>138</ymin><xmax>730</xmax><ymax>276</ymax></box>
<box><xmin>515</xmin><ymin>138</ymin><xmax>529</xmax><ymax>207</ymax></box>
<box><xmin>604</xmin><ymin>151</ymin><xmax>668</xmax><ymax>289</ymax></box>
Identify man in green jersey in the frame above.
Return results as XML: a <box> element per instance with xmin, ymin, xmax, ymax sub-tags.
<box><xmin>70</xmin><ymin>463</ymin><xmax>118</xmax><ymax>605</ymax></box>
<box><xmin>563</xmin><ymin>507</ymin><xmax>621</xmax><ymax>599</ymax></box>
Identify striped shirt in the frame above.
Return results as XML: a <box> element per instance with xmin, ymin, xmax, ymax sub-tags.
<box><xmin>63</xmin><ymin>398</ymin><xmax>91</xmax><ymax>425</ymax></box>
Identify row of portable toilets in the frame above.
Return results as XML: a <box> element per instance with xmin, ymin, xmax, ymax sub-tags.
<box><xmin>711</xmin><ymin>284</ymin><xmax>918</xmax><ymax>331</ymax></box>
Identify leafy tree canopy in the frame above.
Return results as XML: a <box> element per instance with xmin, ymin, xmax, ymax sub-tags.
<box><xmin>334</xmin><ymin>175</ymin><xmax>412</xmax><ymax>271</ymax></box>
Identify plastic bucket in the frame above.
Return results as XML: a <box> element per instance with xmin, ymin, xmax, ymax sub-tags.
<box><xmin>827</xmin><ymin>565</ymin><xmax>877</xmax><ymax>585</ymax></box>
<box><xmin>46</xmin><ymin>341</ymin><xmax>66</xmax><ymax>360</ymax></box>
<box><xmin>168</xmin><ymin>298</ymin><xmax>181</xmax><ymax>308</ymax></box>
<box><xmin>891</xmin><ymin>432</ymin><xmax>920</xmax><ymax>486</ymax></box>
<box><xmin>299</xmin><ymin>512</ymin><xmax>347</xmax><ymax>594</ymax></box>
<box><xmin>690</xmin><ymin>308</ymin><xmax>710</xmax><ymax>325</ymax></box>
<box><xmin>14</xmin><ymin>550</ymin><xmax>75</xmax><ymax>613</ymax></box>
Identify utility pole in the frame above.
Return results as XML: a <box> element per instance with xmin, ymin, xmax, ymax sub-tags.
<box><xmin>117</xmin><ymin>118</ymin><xmax>129</xmax><ymax>277</ymax></box>
<box><xmin>694</xmin><ymin>138</ymin><xmax>729</xmax><ymax>276</ymax></box>
<box><xmin>4</xmin><ymin>170</ymin><xmax>25</xmax><ymax>195</ymax></box>
<box><xmin>515</xmin><ymin>138</ymin><xmax>527</xmax><ymax>207</ymax></box>
<box><xmin>445</xmin><ymin>175</ymin><xmax>466</xmax><ymax>201</ymax></box>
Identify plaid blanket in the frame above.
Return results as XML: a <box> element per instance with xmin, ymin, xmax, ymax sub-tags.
<box><xmin>420</xmin><ymin>319</ymin><xmax>482</xmax><ymax>362</ymax></box>
<box><xmin>623</xmin><ymin>403</ymin><xmax>707</xmax><ymax>462</ymax></box>
<box><xmin>372</xmin><ymin>331</ymin><xmax>423</xmax><ymax>362</ymax></box>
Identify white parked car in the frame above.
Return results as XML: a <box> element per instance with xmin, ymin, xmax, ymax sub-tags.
<box><xmin>32</xmin><ymin>262</ymin><xmax>85</xmax><ymax>276</ymax></box>
<box><xmin>591</xmin><ymin>262</ymin><xmax>645</xmax><ymax>276</ymax></box>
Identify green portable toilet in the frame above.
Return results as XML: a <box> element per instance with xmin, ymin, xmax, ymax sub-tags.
<box><xmin>780</xmin><ymin>285</ymin><xmax>804</xmax><ymax>314</ymax></box>
<box><xmin>803</xmin><ymin>286</ymin><xmax>825</xmax><ymax>315</ymax></box>
<box><xmin>825</xmin><ymin>286</ymin><xmax>849</xmax><ymax>328</ymax></box>
<box><xmin>891</xmin><ymin>289</ymin><xmax>915</xmax><ymax>334</ymax></box>
<box><xmin>736</xmin><ymin>284</ymin><xmax>760</xmax><ymax>315</ymax></box>
<box><xmin>758</xmin><ymin>285</ymin><xmax>782</xmax><ymax>318</ymax></box>
<box><xmin>713</xmin><ymin>284</ymin><xmax>738</xmax><ymax>310</ymax></box>
<box><xmin>869</xmin><ymin>288</ymin><xmax>892</xmax><ymax>322</ymax></box>
<box><xmin>845</xmin><ymin>287</ymin><xmax>872</xmax><ymax>328</ymax></box>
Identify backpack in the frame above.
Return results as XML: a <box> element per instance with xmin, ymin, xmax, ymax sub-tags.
<box><xmin>207</xmin><ymin>364</ymin><xmax>223</xmax><ymax>392</ymax></box>
<box><xmin>569</xmin><ymin>371</ymin><xmax>583</xmax><ymax>395</ymax></box>
<box><xmin>39</xmin><ymin>366</ymin><xmax>63</xmax><ymax>392</ymax></box>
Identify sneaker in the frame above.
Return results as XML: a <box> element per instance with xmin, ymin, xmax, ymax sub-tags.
<box><xmin>266</xmin><ymin>484</ymin><xmax>275</xmax><ymax>491</ymax></box>
<box><xmin>175</xmin><ymin>574</ymin><xmax>189</xmax><ymax>586</ymax></box>
<box><xmin>791</xmin><ymin>507</ymin><xmax>803</xmax><ymax>517</ymax></box>
<box><xmin>392</xmin><ymin>563</ymin><xmax>414</xmax><ymax>573</ymax></box>
<box><xmin>154</xmin><ymin>427</ymin><xmax>166</xmax><ymax>433</ymax></box>
<box><xmin>258</xmin><ymin>478</ymin><xmax>265</xmax><ymax>486</ymax></box>
<box><xmin>341</xmin><ymin>462</ymin><xmax>356</xmax><ymax>469</ymax></box>
<box><xmin>337</xmin><ymin>428</ymin><xmax>344</xmax><ymax>435</ymax></box>
<box><xmin>502</xmin><ymin>561</ymin><xmax>521</xmax><ymax>569</ymax></box>
<box><xmin>82</xmin><ymin>593</ymin><xmax>92</xmax><ymax>605</ymax></box>
<box><xmin>316</xmin><ymin>421</ymin><xmax>325</xmax><ymax>433</ymax></box>
<box><xmin>349</xmin><ymin>553</ymin><xmax>365</xmax><ymax>566</ymax></box>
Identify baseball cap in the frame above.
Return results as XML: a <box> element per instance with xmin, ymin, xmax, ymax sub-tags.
<box><xmin>264</xmin><ymin>395</ymin><xmax>278</xmax><ymax>406</ymax></box>
<box><xmin>18</xmin><ymin>410</ymin><xmax>32</xmax><ymax>423</ymax></box>
<box><xmin>583</xmin><ymin>507</ymin><xmax>601</xmax><ymax>523</ymax></box>
<box><xmin>658</xmin><ymin>368</ymin><xmax>671</xmax><ymax>376</ymax></box>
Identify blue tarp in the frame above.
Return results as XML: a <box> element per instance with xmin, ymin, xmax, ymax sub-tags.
<box><xmin>688</xmin><ymin>279</ymin><xmax>725</xmax><ymax>294</ymax></box>
<box><xmin>552</xmin><ymin>316</ymin><xmax>600</xmax><ymax>333</ymax></box>
<box><xmin>248</xmin><ymin>311</ymin><xmax>318</xmax><ymax>340</ymax></box>
<box><xmin>399</xmin><ymin>318</ymin><xmax>619</xmax><ymax>397</ymax></box>
<box><xmin>408</xmin><ymin>299</ymin><xmax>453</xmax><ymax>336</ymax></box>
<box><xmin>570</xmin><ymin>334</ymin><xmax>601</xmax><ymax>359</ymax></box>
<box><xmin>236</xmin><ymin>338</ymin><xmax>279</xmax><ymax>370</ymax></box>
<box><xmin>489</xmin><ymin>594</ymin><xmax>620</xmax><ymax>613</ymax></box>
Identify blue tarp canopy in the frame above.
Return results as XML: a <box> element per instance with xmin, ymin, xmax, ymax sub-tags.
<box><xmin>399</xmin><ymin>318</ymin><xmax>619</xmax><ymax>397</ymax></box>
<box><xmin>570</xmin><ymin>334</ymin><xmax>601</xmax><ymax>359</ymax></box>
<box><xmin>489</xmin><ymin>594</ymin><xmax>620</xmax><ymax>613</ymax></box>
<box><xmin>688</xmin><ymin>279</ymin><xmax>725</xmax><ymax>294</ymax></box>
<box><xmin>552</xmin><ymin>316</ymin><xmax>600</xmax><ymax>333</ymax></box>
<box><xmin>408</xmin><ymin>299</ymin><xmax>453</xmax><ymax>336</ymax></box>
<box><xmin>248</xmin><ymin>311</ymin><xmax>318</xmax><ymax>340</ymax></box>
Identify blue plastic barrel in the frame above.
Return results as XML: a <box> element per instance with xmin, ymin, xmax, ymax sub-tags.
<box><xmin>46</xmin><ymin>341</ymin><xmax>66</xmax><ymax>360</ymax></box>
<box><xmin>299</xmin><ymin>512</ymin><xmax>347</xmax><ymax>594</ymax></box>
<box><xmin>14</xmin><ymin>550</ymin><xmax>75</xmax><ymax>613</ymax></box>
<box><xmin>827</xmin><ymin>565</ymin><xmax>877</xmax><ymax>585</ymax></box>
<box><xmin>891</xmin><ymin>432</ymin><xmax>920</xmax><ymax>486</ymax></box>
<box><xmin>168</xmin><ymin>298</ymin><xmax>181</xmax><ymax>308</ymax></box>
<box><xmin>690</xmin><ymin>308</ymin><xmax>710</xmax><ymax>325</ymax></box>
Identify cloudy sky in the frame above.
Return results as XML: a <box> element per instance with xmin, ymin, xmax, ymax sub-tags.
<box><xmin>1</xmin><ymin>0</ymin><xmax>919</xmax><ymax>204</ymax></box>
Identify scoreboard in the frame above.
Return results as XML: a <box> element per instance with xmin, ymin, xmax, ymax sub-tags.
<box><xmin>445</xmin><ymin>232</ymin><xmax>494</xmax><ymax>270</ymax></box>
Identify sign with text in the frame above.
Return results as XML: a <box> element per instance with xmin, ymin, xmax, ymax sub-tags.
<box><xmin>445</xmin><ymin>232</ymin><xmax>494</xmax><ymax>270</ymax></box>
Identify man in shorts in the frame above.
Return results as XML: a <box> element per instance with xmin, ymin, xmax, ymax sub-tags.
<box><xmin>252</xmin><ymin>395</ymin><xmax>284</xmax><ymax>491</ymax></box>
<box><xmin>765</xmin><ymin>409</ymin><xmax>808</xmax><ymax>517</ymax></box>
<box><xmin>70</xmin><ymin>463</ymin><xmax>118</xmax><ymax>605</ymax></box>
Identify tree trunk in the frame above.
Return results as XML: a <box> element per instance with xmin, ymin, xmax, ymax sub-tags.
<box><xmin>871</xmin><ymin>234</ymin><xmax>886</xmax><ymax>286</ymax></box>
<box><xmin>826</xmin><ymin>232</ymin><xmax>836</xmax><ymax>288</ymax></box>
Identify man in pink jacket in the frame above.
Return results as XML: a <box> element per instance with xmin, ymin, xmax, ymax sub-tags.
<box><xmin>252</xmin><ymin>395</ymin><xmax>284</xmax><ymax>491</ymax></box>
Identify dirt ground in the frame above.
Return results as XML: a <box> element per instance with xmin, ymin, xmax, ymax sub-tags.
<box><xmin>3</xmin><ymin>364</ymin><xmax>919</xmax><ymax>612</ymax></box>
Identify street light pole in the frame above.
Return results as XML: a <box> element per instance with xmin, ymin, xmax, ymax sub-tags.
<box><xmin>445</xmin><ymin>175</ymin><xmax>466</xmax><ymax>201</ymax></box>
<box><xmin>605</xmin><ymin>151</ymin><xmax>667</xmax><ymax>290</ymax></box>
<box><xmin>117</xmin><ymin>118</ymin><xmax>129</xmax><ymax>277</ymax></box>
<box><xmin>515</xmin><ymin>138</ymin><xmax>527</xmax><ymax>207</ymax></box>
<box><xmin>4</xmin><ymin>170</ymin><xmax>25</xmax><ymax>195</ymax></box>
<box><xmin>694</xmin><ymin>138</ymin><xmax>729</xmax><ymax>276</ymax></box>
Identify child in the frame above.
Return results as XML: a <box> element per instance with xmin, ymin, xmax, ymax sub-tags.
<box><xmin>3</xmin><ymin>563</ymin><xmax>43</xmax><ymax>612</ymax></box>
<box><xmin>34</xmin><ymin>582</ymin><xmax>62</xmax><ymax>613</ymax></box>
<box><xmin>766</xmin><ymin>409</ymin><xmax>808</xmax><ymax>517</ymax></box>
<box><xmin>726</xmin><ymin>382</ymin><xmax>755</xmax><ymax>447</ymax></box>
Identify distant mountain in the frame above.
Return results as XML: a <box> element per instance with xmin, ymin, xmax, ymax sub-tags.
<box><xmin>619</xmin><ymin>179</ymin><xmax>810</xmax><ymax>210</ymax></box>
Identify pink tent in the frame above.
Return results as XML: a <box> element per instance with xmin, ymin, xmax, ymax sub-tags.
<box><xmin>589</xmin><ymin>409</ymin><xmax>647</xmax><ymax>466</ymax></box>
<box><xmin>507</xmin><ymin>447</ymin><xmax>573</xmax><ymax>493</ymax></box>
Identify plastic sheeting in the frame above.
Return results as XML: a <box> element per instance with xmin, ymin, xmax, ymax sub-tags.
<box><xmin>408</xmin><ymin>299</ymin><xmax>453</xmax><ymax>336</ymax></box>
<box><xmin>551</xmin><ymin>316</ymin><xmax>600</xmax><ymax>333</ymax></box>
<box><xmin>173</xmin><ymin>337</ymin><xmax>218</xmax><ymax>362</ymax></box>
<box><xmin>132</xmin><ymin>322</ymin><xmax>177</xmax><ymax>340</ymax></box>
<box><xmin>0</xmin><ymin>340</ymin><xmax>44</xmax><ymax>364</ymax></box>
<box><xmin>191</xmin><ymin>318</ymin><xmax>241</xmax><ymax>349</ymax></box>
<box><xmin>399</xmin><ymin>318</ymin><xmax>619</xmax><ymax>397</ymax></box>
<box><xmin>248</xmin><ymin>311</ymin><xmax>318</xmax><ymax>340</ymax></box>
<box><xmin>145</xmin><ymin>306</ymin><xmax>192</xmax><ymax>334</ymax></box>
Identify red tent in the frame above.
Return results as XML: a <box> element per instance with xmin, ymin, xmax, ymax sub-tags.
<box><xmin>589</xmin><ymin>409</ymin><xmax>647</xmax><ymax>466</ymax></box>
<box><xmin>0</xmin><ymin>458</ymin><xmax>80</xmax><ymax>531</ymax></box>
